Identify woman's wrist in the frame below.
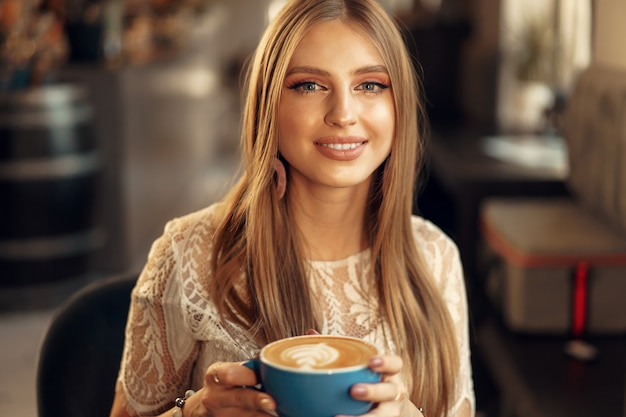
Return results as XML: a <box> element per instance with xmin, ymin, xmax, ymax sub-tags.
<box><xmin>172</xmin><ymin>390</ymin><xmax>196</xmax><ymax>417</ymax></box>
<box><xmin>163</xmin><ymin>388</ymin><xmax>207</xmax><ymax>417</ymax></box>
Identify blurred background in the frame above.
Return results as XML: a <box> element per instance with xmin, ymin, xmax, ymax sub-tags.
<box><xmin>0</xmin><ymin>0</ymin><xmax>625</xmax><ymax>416</ymax></box>
<box><xmin>0</xmin><ymin>0</ymin><xmax>599</xmax><ymax>285</ymax></box>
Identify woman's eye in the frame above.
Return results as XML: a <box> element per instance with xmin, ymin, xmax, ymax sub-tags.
<box><xmin>357</xmin><ymin>82</ymin><xmax>389</xmax><ymax>93</ymax></box>
<box><xmin>289</xmin><ymin>81</ymin><xmax>324</xmax><ymax>93</ymax></box>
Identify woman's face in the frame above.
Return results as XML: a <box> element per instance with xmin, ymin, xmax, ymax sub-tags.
<box><xmin>278</xmin><ymin>19</ymin><xmax>395</xmax><ymax>193</ymax></box>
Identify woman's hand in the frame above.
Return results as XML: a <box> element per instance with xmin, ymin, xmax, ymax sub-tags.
<box><xmin>342</xmin><ymin>355</ymin><xmax>419</xmax><ymax>417</ymax></box>
<box><xmin>189</xmin><ymin>330</ymin><xmax>320</xmax><ymax>416</ymax></box>
<box><xmin>189</xmin><ymin>361</ymin><xmax>276</xmax><ymax>417</ymax></box>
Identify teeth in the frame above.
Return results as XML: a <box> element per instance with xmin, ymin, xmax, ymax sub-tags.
<box><xmin>321</xmin><ymin>142</ymin><xmax>363</xmax><ymax>150</ymax></box>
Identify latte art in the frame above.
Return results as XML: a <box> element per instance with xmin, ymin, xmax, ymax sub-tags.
<box><xmin>280</xmin><ymin>343</ymin><xmax>340</xmax><ymax>370</ymax></box>
<box><xmin>262</xmin><ymin>335</ymin><xmax>378</xmax><ymax>370</ymax></box>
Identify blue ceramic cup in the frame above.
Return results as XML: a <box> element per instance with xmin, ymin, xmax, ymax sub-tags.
<box><xmin>244</xmin><ymin>335</ymin><xmax>381</xmax><ymax>417</ymax></box>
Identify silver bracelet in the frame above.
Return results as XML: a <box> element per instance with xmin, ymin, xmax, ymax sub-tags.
<box><xmin>173</xmin><ymin>390</ymin><xmax>196</xmax><ymax>417</ymax></box>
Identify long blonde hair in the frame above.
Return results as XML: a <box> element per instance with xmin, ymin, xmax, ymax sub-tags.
<box><xmin>210</xmin><ymin>1</ymin><xmax>459</xmax><ymax>415</ymax></box>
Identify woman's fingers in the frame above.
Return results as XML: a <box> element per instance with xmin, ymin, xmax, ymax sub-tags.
<box><xmin>368</xmin><ymin>354</ymin><xmax>403</xmax><ymax>375</ymax></box>
<box><xmin>206</xmin><ymin>361</ymin><xmax>258</xmax><ymax>387</ymax></box>
<box><xmin>202</xmin><ymin>362</ymin><xmax>276</xmax><ymax>415</ymax></box>
<box><xmin>347</xmin><ymin>372</ymin><xmax>408</xmax><ymax>417</ymax></box>
<box><xmin>200</xmin><ymin>388</ymin><xmax>276</xmax><ymax>417</ymax></box>
<box><xmin>350</xmin><ymin>379</ymin><xmax>399</xmax><ymax>401</ymax></box>
<box><xmin>346</xmin><ymin>354</ymin><xmax>408</xmax><ymax>416</ymax></box>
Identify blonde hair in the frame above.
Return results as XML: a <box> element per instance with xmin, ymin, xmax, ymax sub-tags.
<box><xmin>211</xmin><ymin>1</ymin><xmax>459</xmax><ymax>415</ymax></box>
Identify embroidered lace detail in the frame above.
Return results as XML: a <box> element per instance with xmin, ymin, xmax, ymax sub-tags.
<box><xmin>116</xmin><ymin>204</ymin><xmax>475</xmax><ymax>416</ymax></box>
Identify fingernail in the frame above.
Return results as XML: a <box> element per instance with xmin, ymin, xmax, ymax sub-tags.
<box><xmin>351</xmin><ymin>384</ymin><xmax>367</xmax><ymax>398</ymax></box>
<box><xmin>259</xmin><ymin>396</ymin><xmax>274</xmax><ymax>412</ymax></box>
<box><xmin>369</xmin><ymin>356</ymin><xmax>383</xmax><ymax>367</ymax></box>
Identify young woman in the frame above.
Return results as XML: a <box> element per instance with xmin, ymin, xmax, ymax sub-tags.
<box><xmin>110</xmin><ymin>1</ymin><xmax>474</xmax><ymax>416</ymax></box>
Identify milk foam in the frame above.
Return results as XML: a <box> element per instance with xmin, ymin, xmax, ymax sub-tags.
<box><xmin>280</xmin><ymin>343</ymin><xmax>340</xmax><ymax>370</ymax></box>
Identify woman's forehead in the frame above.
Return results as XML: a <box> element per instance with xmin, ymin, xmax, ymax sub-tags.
<box><xmin>286</xmin><ymin>20</ymin><xmax>386</xmax><ymax>72</ymax></box>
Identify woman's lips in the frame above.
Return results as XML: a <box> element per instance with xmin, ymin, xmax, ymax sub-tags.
<box><xmin>314</xmin><ymin>139</ymin><xmax>367</xmax><ymax>161</ymax></box>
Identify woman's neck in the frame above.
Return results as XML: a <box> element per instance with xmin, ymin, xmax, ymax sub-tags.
<box><xmin>287</xmin><ymin>181</ymin><xmax>370</xmax><ymax>261</ymax></box>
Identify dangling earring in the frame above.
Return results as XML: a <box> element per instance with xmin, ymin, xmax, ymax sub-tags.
<box><xmin>274</xmin><ymin>158</ymin><xmax>286</xmax><ymax>200</ymax></box>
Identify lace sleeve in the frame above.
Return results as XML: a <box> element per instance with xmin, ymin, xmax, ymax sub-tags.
<box><xmin>412</xmin><ymin>218</ymin><xmax>476</xmax><ymax>417</ymax></box>
<box><xmin>115</xmin><ymin>217</ymin><xmax>201</xmax><ymax>416</ymax></box>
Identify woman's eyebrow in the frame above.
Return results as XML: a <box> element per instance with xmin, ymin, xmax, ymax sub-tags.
<box><xmin>285</xmin><ymin>64</ymin><xmax>388</xmax><ymax>77</ymax></box>
<box><xmin>354</xmin><ymin>65</ymin><xmax>388</xmax><ymax>75</ymax></box>
<box><xmin>286</xmin><ymin>66</ymin><xmax>330</xmax><ymax>76</ymax></box>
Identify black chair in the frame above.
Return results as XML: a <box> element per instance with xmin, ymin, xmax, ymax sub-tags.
<box><xmin>36</xmin><ymin>273</ymin><xmax>138</xmax><ymax>417</ymax></box>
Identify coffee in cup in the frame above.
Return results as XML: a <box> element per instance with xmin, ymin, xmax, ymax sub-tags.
<box><xmin>244</xmin><ymin>335</ymin><xmax>381</xmax><ymax>417</ymax></box>
<box><xmin>262</xmin><ymin>334</ymin><xmax>377</xmax><ymax>370</ymax></box>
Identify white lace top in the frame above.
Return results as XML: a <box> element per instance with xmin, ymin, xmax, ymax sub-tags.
<box><xmin>116</xmin><ymin>203</ymin><xmax>475</xmax><ymax>416</ymax></box>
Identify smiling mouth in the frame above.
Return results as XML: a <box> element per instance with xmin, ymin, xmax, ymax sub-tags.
<box><xmin>316</xmin><ymin>142</ymin><xmax>366</xmax><ymax>150</ymax></box>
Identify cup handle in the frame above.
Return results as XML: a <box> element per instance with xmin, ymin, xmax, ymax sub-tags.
<box><xmin>241</xmin><ymin>358</ymin><xmax>263</xmax><ymax>390</ymax></box>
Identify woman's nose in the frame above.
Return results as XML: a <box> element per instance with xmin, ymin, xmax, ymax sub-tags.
<box><xmin>324</xmin><ymin>90</ymin><xmax>357</xmax><ymax>127</ymax></box>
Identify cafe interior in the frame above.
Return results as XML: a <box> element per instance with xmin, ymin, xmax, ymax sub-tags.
<box><xmin>0</xmin><ymin>0</ymin><xmax>625</xmax><ymax>416</ymax></box>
